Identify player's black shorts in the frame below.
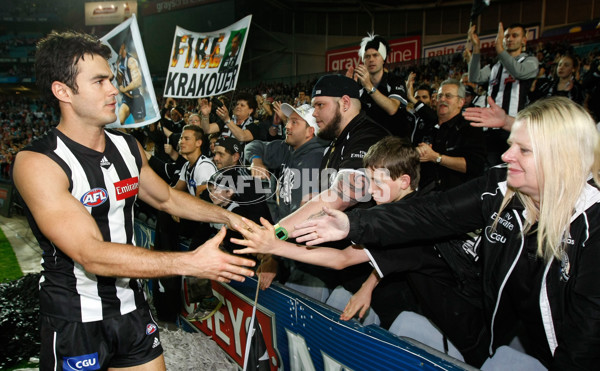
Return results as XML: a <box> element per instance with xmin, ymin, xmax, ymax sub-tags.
<box><xmin>122</xmin><ymin>92</ymin><xmax>146</xmax><ymax>121</ymax></box>
<box><xmin>40</xmin><ymin>306</ymin><xmax>163</xmax><ymax>370</ymax></box>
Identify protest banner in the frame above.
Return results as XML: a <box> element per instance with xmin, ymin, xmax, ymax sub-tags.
<box><xmin>163</xmin><ymin>15</ymin><xmax>252</xmax><ymax>99</ymax></box>
<box><xmin>101</xmin><ymin>14</ymin><xmax>161</xmax><ymax>128</ymax></box>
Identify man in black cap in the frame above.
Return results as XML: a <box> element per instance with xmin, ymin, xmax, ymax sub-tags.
<box><xmin>309</xmin><ymin>74</ymin><xmax>389</xmax><ymax>181</ymax></box>
<box><xmin>262</xmin><ymin>74</ymin><xmax>389</xmax><ymax>302</ymax></box>
<box><xmin>212</xmin><ymin>136</ymin><xmax>243</xmax><ymax>170</ymax></box>
<box><xmin>346</xmin><ymin>33</ymin><xmax>410</xmax><ymax>137</ymax></box>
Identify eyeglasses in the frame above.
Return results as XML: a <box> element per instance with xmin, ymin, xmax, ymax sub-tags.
<box><xmin>438</xmin><ymin>93</ymin><xmax>461</xmax><ymax>100</ymax></box>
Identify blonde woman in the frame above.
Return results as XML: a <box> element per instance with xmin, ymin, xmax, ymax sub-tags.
<box><xmin>289</xmin><ymin>96</ymin><xmax>600</xmax><ymax>369</ymax></box>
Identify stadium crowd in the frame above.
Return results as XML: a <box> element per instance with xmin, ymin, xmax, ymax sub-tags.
<box><xmin>1</xmin><ymin>35</ymin><xmax>598</xmax><ymax>179</ymax></box>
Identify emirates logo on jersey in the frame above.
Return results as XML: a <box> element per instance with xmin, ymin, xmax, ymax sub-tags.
<box><xmin>114</xmin><ymin>177</ymin><xmax>139</xmax><ymax>201</ymax></box>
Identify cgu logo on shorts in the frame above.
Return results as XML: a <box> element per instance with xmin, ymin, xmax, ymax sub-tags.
<box><xmin>80</xmin><ymin>188</ymin><xmax>108</xmax><ymax>207</ymax></box>
<box><xmin>63</xmin><ymin>352</ymin><xmax>100</xmax><ymax>371</ymax></box>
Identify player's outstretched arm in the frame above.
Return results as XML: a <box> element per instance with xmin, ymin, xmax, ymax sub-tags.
<box><xmin>13</xmin><ymin>150</ymin><xmax>254</xmax><ymax>282</ymax></box>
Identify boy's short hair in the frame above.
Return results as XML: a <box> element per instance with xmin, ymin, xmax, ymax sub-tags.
<box><xmin>363</xmin><ymin>136</ymin><xmax>420</xmax><ymax>189</ymax></box>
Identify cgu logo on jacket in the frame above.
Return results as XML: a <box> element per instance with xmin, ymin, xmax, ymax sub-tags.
<box><xmin>80</xmin><ymin>188</ymin><xmax>108</xmax><ymax>207</ymax></box>
<box><xmin>484</xmin><ymin>225</ymin><xmax>507</xmax><ymax>244</ymax></box>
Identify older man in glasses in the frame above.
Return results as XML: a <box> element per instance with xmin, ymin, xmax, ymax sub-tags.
<box><xmin>415</xmin><ymin>79</ymin><xmax>486</xmax><ymax>192</ymax></box>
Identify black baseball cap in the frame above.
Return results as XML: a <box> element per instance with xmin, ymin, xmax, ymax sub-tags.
<box><xmin>214</xmin><ymin>136</ymin><xmax>242</xmax><ymax>154</ymax></box>
<box><xmin>464</xmin><ymin>85</ymin><xmax>476</xmax><ymax>96</ymax></box>
<box><xmin>311</xmin><ymin>74</ymin><xmax>361</xmax><ymax>99</ymax></box>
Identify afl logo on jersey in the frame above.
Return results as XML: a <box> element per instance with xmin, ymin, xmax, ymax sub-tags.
<box><xmin>80</xmin><ymin>188</ymin><xmax>108</xmax><ymax>207</ymax></box>
<box><xmin>146</xmin><ymin>323</ymin><xmax>157</xmax><ymax>335</ymax></box>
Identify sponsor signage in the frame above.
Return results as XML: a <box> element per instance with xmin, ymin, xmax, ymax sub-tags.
<box><xmin>140</xmin><ymin>0</ymin><xmax>216</xmax><ymax>16</ymax></box>
<box><xmin>114</xmin><ymin>177</ymin><xmax>139</xmax><ymax>200</ymax></box>
<box><xmin>183</xmin><ymin>282</ymin><xmax>281</xmax><ymax>369</ymax></box>
<box><xmin>62</xmin><ymin>352</ymin><xmax>100</xmax><ymax>371</ymax></box>
<box><xmin>326</xmin><ymin>36</ymin><xmax>421</xmax><ymax>72</ymax></box>
<box><xmin>422</xmin><ymin>25</ymin><xmax>540</xmax><ymax>58</ymax></box>
<box><xmin>85</xmin><ymin>1</ymin><xmax>137</xmax><ymax>26</ymax></box>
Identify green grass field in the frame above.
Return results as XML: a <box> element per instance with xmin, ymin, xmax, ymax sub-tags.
<box><xmin>0</xmin><ymin>227</ymin><xmax>23</xmax><ymax>283</ymax></box>
<box><xmin>0</xmin><ymin>224</ymin><xmax>31</xmax><ymax>369</ymax></box>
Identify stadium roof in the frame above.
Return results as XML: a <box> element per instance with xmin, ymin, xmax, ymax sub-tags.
<box><xmin>265</xmin><ymin>0</ymin><xmax>475</xmax><ymax>12</ymax></box>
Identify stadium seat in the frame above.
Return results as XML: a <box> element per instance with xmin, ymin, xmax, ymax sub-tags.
<box><xmin>388</xmin><ymin>311</ymin><xmax>464</xmax><ymax>361</ymax></box>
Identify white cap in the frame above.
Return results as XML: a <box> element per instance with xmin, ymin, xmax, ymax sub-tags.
<box><xmin>280</xmin><ymin>103</ymin><xmax>319</xmax><ymax>134</ymax></box>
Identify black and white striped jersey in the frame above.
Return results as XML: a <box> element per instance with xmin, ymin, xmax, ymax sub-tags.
<box><xmin>23</xmin><ymin>127</ymin><xmax>147</xmax><ymax>322</ymax></box>
<box><xmin>178</xmin><ymin>155</ymin><xmax>217</xmax><ymax>196</ymax></box>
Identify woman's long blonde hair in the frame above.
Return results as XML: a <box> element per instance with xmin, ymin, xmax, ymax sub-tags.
<box><xmin>498</xmin><ymin>96</ymin><xmax>600</xmax><ymax>262</ymax></box>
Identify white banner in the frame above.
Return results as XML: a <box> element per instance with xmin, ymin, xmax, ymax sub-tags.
<box><xmin>101</xmin><ymin>14</ymin><xmax>161</xmax><ymax>128</ymax></box>
<box><xmin>163</xmin><ymin>15</ymin><xmax>252</xmax><ymax>99</ymax></box>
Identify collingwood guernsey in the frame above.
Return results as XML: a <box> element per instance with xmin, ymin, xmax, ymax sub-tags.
<box><xmin>23</xmin><ymin>128</ymin><xmax>146</xmax><ymax>322</ymax></box>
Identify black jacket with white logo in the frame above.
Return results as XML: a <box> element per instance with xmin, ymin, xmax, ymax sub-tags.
<box><xmin>346</xmin><ymin>165</ymin><xmax>600</xmax><ymax>369</ymax></box>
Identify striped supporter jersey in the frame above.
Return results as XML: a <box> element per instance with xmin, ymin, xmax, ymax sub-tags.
<box><xmin>23</xmin><ymin>128</ymin><xmax>147</xmax><ymax>322</ymax></box>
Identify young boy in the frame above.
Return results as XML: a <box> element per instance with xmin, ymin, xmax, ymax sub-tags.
<box><xmin>232</xmin><ymin>136</ymin><xmax>489</xmax><ymax>366</ymax></box>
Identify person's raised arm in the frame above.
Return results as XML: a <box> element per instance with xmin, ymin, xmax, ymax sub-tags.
<box><xmin>225</xmin><ymin>120</ymin><xmax>255</xmax><ymax>142</ymax></box>
<box><xmin>244</xmin><ymin>140</ymin><xmax>271</xmax><ymax>180</ymax></box>
<box><xmin>12</xmin><ymin>150</ymin><xmax>255</xmax><ymax>282</ymax></box>
<box><xmin>354</xmin><ymin>64</ymin><xmax>401</xmax><ymax>116</ymax></box>
<box><xmin>216</xmin><ymin>105</ymin><xmax>255</xmax><ymax>142</ymax></box>
<box><xmin>119</xmin><ymin>57</ymin><xmax>142</xmax><ymax>95</ymax></box>
<box><xmin>468</xmin><ymin>25</ymin><xmax>481</xmax><ymax>55</ymax></box>
<box><xmin>463</xmin><ymin>96</ymin><xmax>515</xmax><ymax>131</ymax></box>
<box><xmin>405</xmin><ymin>72</ymin><xmax>418</xmax><ymax>105</ymax></box>
<box><xmin>467</xmin><ymin>25</ymin><xmax>490</xmax><ymax>85</ymax></box>
<box><xmin>199</xmin><ymin>98</ymin><xmax>221</xmax><ymax>134</ymax></box>
<box><xmin>272</xmin><ymin>101</ymin><xmax>287</xmax><ymax>124</ymax></box>
<box><xmin>495</xmin><ymin>23</ymin><xmax>539</xmax><ymax>79</ymax></box>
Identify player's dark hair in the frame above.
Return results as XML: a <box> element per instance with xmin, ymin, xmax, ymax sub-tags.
<box><xmin>36</xmin><ymin>31</ymin><xmax>112</xmax><ymax>108</ymax></box>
